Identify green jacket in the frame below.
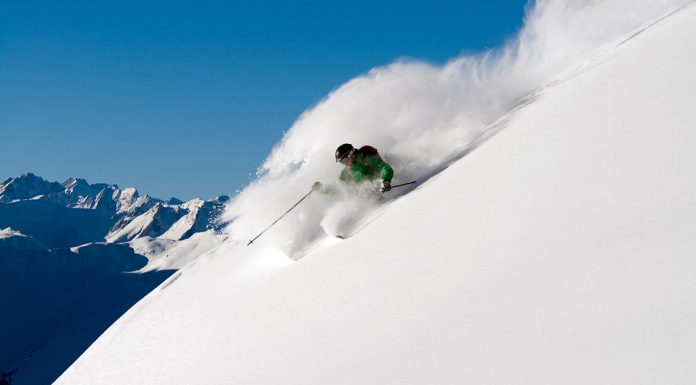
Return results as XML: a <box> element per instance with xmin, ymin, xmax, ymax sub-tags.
<box><xmin>339</xmin><ymin>147</ymin><xmax>394</xmax><ymax>184</ymax></box>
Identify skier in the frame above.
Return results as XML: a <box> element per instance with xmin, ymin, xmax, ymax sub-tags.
<box><xmin>248</xmin><ymin>143</ymin><xmax>398</xmax><ymax>245</ymax></box>
<box><xmin>313</xmin><ymin>143</ymin><xmax>394</xmax><ymax>193</ymax></box>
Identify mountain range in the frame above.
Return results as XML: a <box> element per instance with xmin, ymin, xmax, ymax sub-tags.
<box><xmin>0</xmin><ymin>173</ymin><xmax>228</xmax><ymax>248</ymax></box>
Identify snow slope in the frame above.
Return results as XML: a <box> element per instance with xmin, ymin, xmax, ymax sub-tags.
<box><xmin>58</xmin><ymin>2</ymin><xmax>696</xmax><ymax>385</ymax></box>
<box><xmin>129</xmin><ymin>231</ymin><xmax>227</xmax><ymax>272</ymax></box>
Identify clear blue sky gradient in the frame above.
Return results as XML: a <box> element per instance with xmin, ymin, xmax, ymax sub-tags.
<box><xmin>1</xmin><ymin>0</ymin><xmax>527</xmax><ymax>200</ymax></box>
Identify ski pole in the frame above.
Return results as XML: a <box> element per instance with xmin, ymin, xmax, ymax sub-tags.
<box><xmin>390</xmin><ymin>180</ymin><xmax>417</xmax><ymax>189</ymax></box>
<box><xmin>247</xmin><ymin>189</ymin><xmax>314</xmax><ymax>246</ymax></box>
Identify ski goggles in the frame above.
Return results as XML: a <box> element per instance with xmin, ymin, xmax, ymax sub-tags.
<box><xmin>337</xmin><ymin>151</ymin><xmax>353</xmax><ymax>164</ymax></box>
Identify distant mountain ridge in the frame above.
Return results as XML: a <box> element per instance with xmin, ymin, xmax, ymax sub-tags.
<box><xmin>0</xmin><ymin>173</ymin><xmax>228</xmax><ymax>248</ymax></box>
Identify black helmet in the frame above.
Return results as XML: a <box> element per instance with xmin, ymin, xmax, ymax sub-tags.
<box><xmin>335</xmin><ymin>143</ymin><xmax>354</xmax><ymax>162</ymax></box>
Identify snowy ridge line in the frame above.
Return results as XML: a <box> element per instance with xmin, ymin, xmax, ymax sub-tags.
<box><xmin>0</xmin><ymin>173</ymin><xmax>229</xmax><ymax>251</ymax></box>
<box><xmin>158</xmin><ymin>271</ymin><xmax>183</xmax><ymax>291</ymax></box>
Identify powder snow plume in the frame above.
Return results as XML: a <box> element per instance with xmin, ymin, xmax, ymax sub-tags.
<box><xmin>223</xmin><ymin>0</ymin><xmax>690</xmax><ymax>257</ymax></box>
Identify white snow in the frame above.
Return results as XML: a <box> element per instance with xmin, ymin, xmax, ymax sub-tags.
<box><xmin>111</xmin><ymin>186</ymin><xmax>141</xmax><ymax>213</ymax></box>
<box><xmin>0</xmin><ymin>227</ymin><xmax>46</xmax><ymax>249</ymax></box>
<box><xmin>57</xmin><ymin>1</ymin><xmax>696</xmax><ymax>384</ymax></box>
<box><xmin>0</xmin><ymin>227</ymin><xmax>23</xmax><ymax>239</ymax></box>
<box><xmin>129</xmin><ymin>231</ymin><xmax>227</xmax><ymax>271</ymax></box>
<box><xmin>159</xmin><ymin>199</ymin><xmax>205</xmax><ymax>240</ymax></box>
<box><xmin>105</xmin><ymin>209</ymin><xmax>156</xmax><ymax>243</ymax></box>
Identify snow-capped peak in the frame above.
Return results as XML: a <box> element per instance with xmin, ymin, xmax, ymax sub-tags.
<box><xmin>0</xmin><ymin>173</ymin><xmax>63</xmax><ymax>203</ymax></box>
<box><xmin>0</xmin><ymin>174</ymin><xmax>228</xmax><ymax>249</ymax></box>
<box><xmin>113</xmin><ymin>187</ymin><xmax>141</xmax><ymax>213</ymax></box>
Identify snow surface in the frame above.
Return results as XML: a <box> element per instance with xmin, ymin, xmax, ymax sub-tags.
<box><xmin>0</xmin><ymin>227</ymin><xmax>45</xmax><ymax>249</ymax></box>
<box><xmin>105</xmin><ymin>203</ymin><xmax>183</xmax><ymax>243</ymax></box>
<box><xmin>57</xmin><ymin>1</ymin><xmax>696</xmax><ymax>384</ymax></box>
<box><xmin>129</xmin><ymin>231</ymin><xmax>227</xmax><ymax>272</ymax></box>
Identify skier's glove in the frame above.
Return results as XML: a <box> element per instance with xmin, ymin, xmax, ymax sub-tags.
<box><xmin>380</xmin><ymin>180</ymin><xmax>391</xmax><ymax>192</ymax></box>
<box><xmin>312</xmin><ymin>181</ymin><xmax>323</xmax><ymax>191</ymax></box>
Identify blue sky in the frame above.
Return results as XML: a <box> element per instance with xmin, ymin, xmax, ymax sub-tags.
<box><xmin>1</xmin><ymin>0</ymin><xmax>527</xmax><ymax>200</ymax></box>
